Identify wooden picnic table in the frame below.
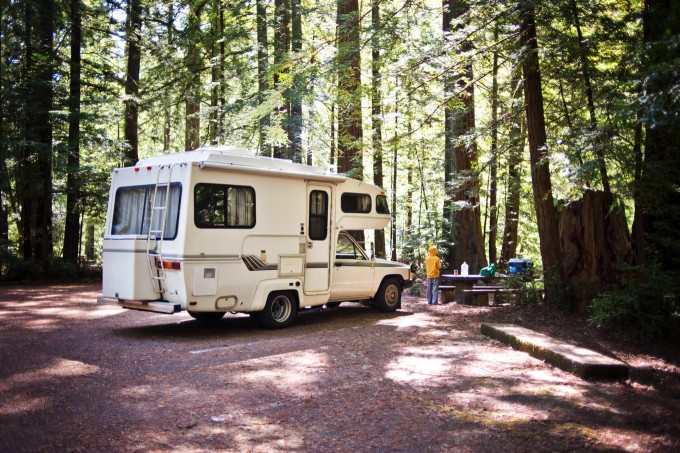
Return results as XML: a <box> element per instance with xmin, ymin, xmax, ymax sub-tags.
<box><xmin>440</xmin><ymin>274</ymin><xmax>499</xmax><ymax>305</ymax></box>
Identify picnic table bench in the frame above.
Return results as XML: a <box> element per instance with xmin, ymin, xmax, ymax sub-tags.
<box><xmin>463</xmin><ymin>286</ymin><xmax>517</xmax><ymax>306</ymax></box>
<box><xmin>438</xmin><ymin>285</ymin><xmax>456</xmax><ymax>303</ymax></box>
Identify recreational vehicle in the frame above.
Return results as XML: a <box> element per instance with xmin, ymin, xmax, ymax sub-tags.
<box><xmin>97</xmin><ymin>146</ymin><xmax>412</xmax><ymax>328</ymax></box>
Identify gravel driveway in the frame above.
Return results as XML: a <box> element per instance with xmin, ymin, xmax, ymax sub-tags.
<box><xmin>1</xmin><ymin>282</ymin><xmax>678</xmax><ymax>452</ymax></box>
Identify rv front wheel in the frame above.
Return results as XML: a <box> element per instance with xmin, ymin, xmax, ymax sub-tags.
<box><xmin>257</xmin><ymin>292</ymin><xmax>298</xmax><ymax>329</ymax></box>
<box><xmin>374</xmin><ymin>278</ymin><xmax>401</xmax><ymax>312</ymax></box>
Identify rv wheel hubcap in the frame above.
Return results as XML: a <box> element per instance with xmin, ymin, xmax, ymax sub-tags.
<box><xmin>271</xmin><ymin>295</ymin><xmax>292</xmax><ymax>322</ymax></box>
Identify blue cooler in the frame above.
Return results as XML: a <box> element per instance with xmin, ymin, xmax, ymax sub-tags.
<box><xmin>508</xmin><ymin>258</ymin><xmax>533</xmax><ymax>274</ymax></box>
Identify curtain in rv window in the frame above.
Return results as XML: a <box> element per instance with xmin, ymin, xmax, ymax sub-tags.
<box><xmin>341</xmin><ymin>193</ymin><xmax>371</xmax><ymax>213</ymax></box>
<box><xmin>111</xmin><ymin>184</ymin><xmax>181</xmax><ymax>239</ymax></box>
<box><xmin>309</xmin><ymin>190</ymin><xmax>328</xmax><ymax>240</ymax></box>
<box><xmin>194</xmin><ymin>183</ymin><xmax>255</xmax><ymax>228</ymax></box>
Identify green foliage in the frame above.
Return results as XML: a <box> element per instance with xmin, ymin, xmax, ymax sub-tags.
<box><xmin>589</xmin><ymin>264</ymin><xmax>680</xmax><ymax>340</ymax></box>
<box><xmin>503</xmin><ymin>273</ymin><xmax>544</xmax><ymax>306</ymax></box>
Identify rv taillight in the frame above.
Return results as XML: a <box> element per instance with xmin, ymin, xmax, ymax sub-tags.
<box><xmin>134</xmin><ymin>167</ymin><xmax>140</xmax><ymax>172</ymax></box>
<box><xmin>158</xmin><ymin>260</ymin><xmax>181</xmax><ymax>270</ymax></box>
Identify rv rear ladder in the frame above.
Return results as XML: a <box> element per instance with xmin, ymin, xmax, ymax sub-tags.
<box><xmin>146</xmin><ymin>164</ymin><xmax>177</xmax><ymax>294</ymax></box>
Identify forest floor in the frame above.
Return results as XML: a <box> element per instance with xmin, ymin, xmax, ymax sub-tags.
<box><xmin>0</xmin><ymin>281</ymin><xmax>678</xmax><ymax>452</ymax></box>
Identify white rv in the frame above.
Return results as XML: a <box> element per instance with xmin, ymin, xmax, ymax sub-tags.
<box><xmin>97</xmin><ymin>146</ymin><xmax>412</xmax><ymax>328</ymax></box>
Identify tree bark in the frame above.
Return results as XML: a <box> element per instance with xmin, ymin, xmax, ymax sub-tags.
<box><xmin>124</xmin><ymin>0</ymin><xmax>141</xmax><ymax>164</ymax></box>
<box><xmin>519</xmin><ymin>4</ymin><xmax>565</xmax><ymax>304</ymax></box>
<box><xmin>638</xmin><ymin>0</ymin><xmax>680</xmax><ymax>270</ymax></box>
<box><xmin>185</xmin><ymin>1</ymin><xmax>201</xmax><ymax>151</ymax></box>
<box><xmin>499</xmin><ymin>73</ymin><xmax>525</xmax><ymax>268</ymax></box>
<box><xmin>442</xmin><ymin>0</ymin><xmax>486</xmax><ymax>273</ymax></box>
<box><xmin>163</xmin><ymin>2</ymin><xmax>173</xmax><ymax>152</ymax></box>
<box><xmin>371</xmin><ymin>0</ymin><xmax>385</xmax><ymax>258</ymax></box>
<box><xmin>273</xmin><ymin>0</ymin><xmax>290</xmax><ymax>159</ymax></box>
<box><xmin>560</xmin><ymin>190</ymin><xmax>632</xmax><ymax>312</ymax></box>
<box><xmin>289</xmin><ymin>0</ymin><xmax>303</xmax><ymax>163</ymax></box>
<box><xmin>336</xmin><ymin>0</ymin><xmax>363</xmax><ymax>179</ymax></box>
<box><xmin>256</xmin><ymin>0</ymin><xmax>270</xmax><ymax>156</ymax></box>
<box><xmin>63</xmin><ymin>0</ymin><xmax>82</xmax><ymax>266</ymax></box>
<box><xmin>488</xmin><ymin>22</ymin><xmax>499</xmax><ymax>265</ymax></box>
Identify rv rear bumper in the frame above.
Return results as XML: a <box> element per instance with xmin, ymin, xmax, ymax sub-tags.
<box><xmin>97</xmin><ymin>296</ymin><xmax>181</xmax><ymax>314</ymax></box>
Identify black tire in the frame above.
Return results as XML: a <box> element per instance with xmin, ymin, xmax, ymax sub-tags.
<box><xmin>187</xmin><ymin>311</ymin><xmax>226</xmax><ymax>322</ymax></box>
<box><xmin>374</xmin><ymin>278</ymin><xmax>402</xmax><ymax>312</ymax></box>
<box><xmin>256</xmin><ymin>292</ymin><xmax>298</xmax><ymax>329</ymax></box>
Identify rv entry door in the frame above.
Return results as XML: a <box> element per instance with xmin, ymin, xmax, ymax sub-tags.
<box><xmin>304</xmin><ymin>185</ymin><xmax>332</xmax><ymax>293</ymax></box>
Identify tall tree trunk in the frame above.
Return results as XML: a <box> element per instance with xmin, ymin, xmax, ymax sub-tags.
<box><xmin>500</xmin><ymin>73</ymin><xmax>525</xmax><ymax>267</ymax></box>
<box><xmin>488</xmin><ymin>22</ymin><xmax>499</xmax><ymax>265</ymax></box>
<box><xmin>569</xmin><ymin>0</ymin><xmax>610</xmax><ymax>196</ymax></box>
<box><xmin>63</xmin><ymin>0</ymin><xmax>82</xmax><ymax>266</ymax></box>
<box><xmin>371</xmin><ymin>0</ymin><xmax>385</xmax><ymax>258</ymax></box>
<box><xmin>442</xmin><ymin>0</ymin><xmax>486</xmax><ymax>273</ymax></box>
<box><xmin>163</xmin><ymin>2</ymin><xmax>173</xmax><ymax>152</ymax></box>
<box><xmin>639</xmin><ymin>0</ymin><xmax>680</xmax><ymax>270</ymax></box>
<box><xmin>390</xmin><ymin>76</ymin><xmax>398</xmax><ymax>261</ymax></box>
<box><xmin>520</xmin><ymin>4</ymin><xmax>565</xmax><ymax>304</ymax></box>
<box><xmin>209</xmin><ymin>1</ymin><xmax>221</xmax><ymax>145</ymax></box>
<box><xmin>185</xmin><ymin>1</ymin><xmax>201</xmax><ymax>151</ymax></box>
<box><xmin>631</xmin><ymin>116</ymin><xmax>644</xmax><ymax>265</ymax></box>
<box><xmin>21</xmin><ymin>0</ymin><xmax>55</xmax><ymax>274</ymax></box>
<box><xmin>336</xmin><ymin>0</ymin><xmax>363</xmax><ymax>179</ymax></box>
<box><xmin>289</xmin><ymin>0</ymin><xmax>303</xmax><ymax>163</ymax></box>
<box><xmin>0</xmin><ymin>0</ymin><xmax>8</xmax><ymax>276</ymax></box>
<box><xmin>273</xmin><ymin>0</ymin><xmax>290</xmax><ymax>159</ymax></box>
<box><xmin>124</xmin><ymin>0</ymin><xmax>141</xmax><ymax>164</ymax></box>
<box><xmin>256</xmin><ymin>0</ymin><xmax>270</xmax><ymax>156</ymax></box>
<box><xmin>19</xmin><ymin>0</ymin><xmax>33</xmax><ymax>261</ymax></box>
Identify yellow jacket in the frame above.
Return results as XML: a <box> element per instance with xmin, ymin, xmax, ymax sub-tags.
<box><xmin>425</xmin><ymin>246</ymin><xmax>441</xmax><ymax>278</ymax></box>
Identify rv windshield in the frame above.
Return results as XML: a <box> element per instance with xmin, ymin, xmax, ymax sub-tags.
<box><xmin>111</xmin><ymin>184</ymin><xmax>181</xmax><ymax>239</ymax></box>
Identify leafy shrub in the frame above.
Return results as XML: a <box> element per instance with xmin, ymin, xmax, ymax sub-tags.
<box><xmin>588</xmin><ymin>264</ymin><xmax>680</xmax><ymax>340</ymax></box>
<box><xmin>503</xmin><ymin>273</ymin><xmax>543</xmax><ymax>306</ymax></box>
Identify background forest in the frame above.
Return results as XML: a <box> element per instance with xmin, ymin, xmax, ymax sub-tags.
<box><xmin>1</xmin><ymin>0</ymin><xmax>678</xmax><ymax>337</ymax></box>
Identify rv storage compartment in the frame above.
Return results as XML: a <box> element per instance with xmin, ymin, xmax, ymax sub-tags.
<box><xmin>102</xmin><ymin>237</ymin><xmax>159</xmax><ymax>301</ymax></box>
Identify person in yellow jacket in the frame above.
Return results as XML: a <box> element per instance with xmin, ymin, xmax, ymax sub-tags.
<box><xmin>425</xmin><ymin>245</ymin><xmax>442</xmax><ymax>305</ymax></box>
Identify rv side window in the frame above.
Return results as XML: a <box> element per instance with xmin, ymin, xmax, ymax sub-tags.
<box><xmin>309</xmin><ymin>190</ymin><xmax>328</xmax><ymax>241</ymax></box>
<box><xmin>111</xmin><ymin>184</ymin><xmax>181</xmax><ymax>239</ymax></box>
<box><xmin>194</xmin><ymin>183</ymin><xmax>255</xmax><ymax>228</ymax></box>
<box><xmin>341</xmin><ymin>193</ymin><xmax>371</xmax><ymax>213</ymax></box>
<box><xmin>376</xmin><ymin>195</ymin><xmax>390</xmax><ymax>214</ymax></box>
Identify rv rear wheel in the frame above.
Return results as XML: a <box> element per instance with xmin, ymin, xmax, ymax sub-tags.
<box><xmin>374</xmin><ymin>278</ymin><xmax>401</xmax><ymax>312</ymax></box>
<box><xmin>188</xmin><ymin>311</ymin><xmax>226</xmax><ymax>322</ymax></box>
<box><xmin>257</xmin><ymin>292</ymin><xmax>298</xmax><ymax>329</ymax></box>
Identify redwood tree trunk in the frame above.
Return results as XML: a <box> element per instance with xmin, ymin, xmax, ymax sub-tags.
<box><xmin>500</xmin><ymin>73</ymin><xmax>525</xmax><ymax>267</ymax></box>
<box><xmin>63</xmin><ymin>0</ymin><xmax>82</xmax><ymax>266</ymax></box>
<box><xmin>273</xmin><ymin>0</ymin><xmax>290</xmax><ymax>159</ymax></box>
<box><xmin>442</xmin><ymin>0</ymin><xmax>486</xmax><ymax>273</ymax></box>
<box><xmin>371</xmin><ymin>0</ymin><xmax>385</xmax><ymax>258</ymax></box>
<box><xmin>185</xmin><ymin>1</ymin><xmax>201</xmax><ymax>151</ymax></box>
<box><xmin>124</xmin><ymin>0</ymin><xmax>141</xmax><ymax>164</ymax></box>
<box><xmin>256</xmin><ymin>0</ymin><xmax>270</xmax><ymax>156</ymax></box>
<box><xmin>520</xmin><ymin>5</ymin><xmax>565</xmax><ymax>304</ymax></box>
<box><xmin>336</xmin><ymin>0</ymin><xmax>363</xmax><ymax>179</ymax></box>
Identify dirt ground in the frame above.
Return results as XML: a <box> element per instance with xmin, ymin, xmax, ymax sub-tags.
<box><xmin>0</xmin><ymin>282</ymin><xmax>678</xmax><ymax>452</ymax></box>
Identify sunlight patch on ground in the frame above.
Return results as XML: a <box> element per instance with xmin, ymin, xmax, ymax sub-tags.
<box><xmin>239</xmin><ymin>349</ymin><xmax>329</xmax><ymax>397</ymax></box>
<box><xmin>385</xmin><ymin>344</ymin><xmax>468</xmax><ymax>384</ymax></box>
<box><xmin>0</xmin><ymin>358</ymin><xmax>100</xmax><ymax>393</ymax></box>
<box><xmin>375</xmin><ymin>312</ymin><xmax>440</xmax><ymax>330</ymax></box>
<box><xmin>0</xmin><ymin>394</ymin><xmax>51</xmax><ymax>416</ymax></box>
